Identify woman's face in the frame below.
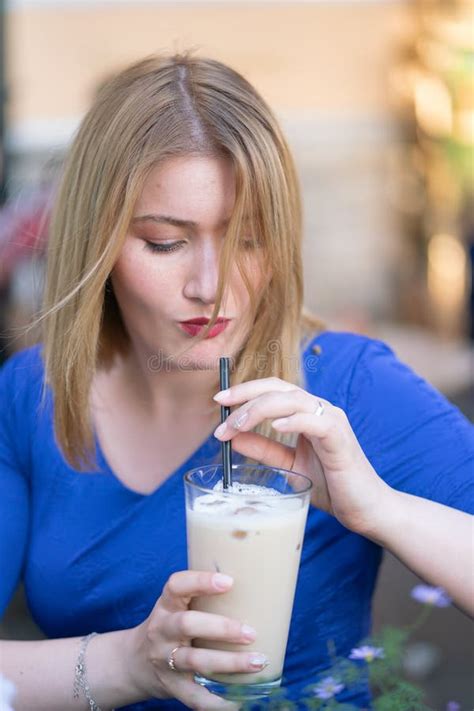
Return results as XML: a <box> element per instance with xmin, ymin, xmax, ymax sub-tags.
<box><xmin>111</xmin><ymin>154</ymin><xmax>261</xmax><ymax>370</ymax></box>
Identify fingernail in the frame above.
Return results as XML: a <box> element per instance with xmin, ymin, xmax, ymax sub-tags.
<box><xmin>248</xmin><ymin>653</ymin><xmax>268</xmax><ymax>669</ymax></box>
<box><xmin>231</xmin><ymin>410</ymin><xmax>249</xmax><ymax>430</ymax></box>
<box><xmin>214</xmin><ymin>389</ymin><xmax>230</xmax><ymax>402</ymax></box>
<box><xmin>241</xmin><ymin>624</ymin><xmax>257</xmax><ymax>641</ymax></box>
<box><xmin>213</xmin><ymin>573</ymin><xmax>233</xmax><ymax>590</ymax></box>
<box><xmin>214</xmin><ymin>422</ymin><xmax>227</xmax><ymax>438</ymax></box>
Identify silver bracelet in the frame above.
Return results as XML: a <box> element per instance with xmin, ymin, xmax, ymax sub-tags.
<box><xmin>73</xmin><ymin>632</ymin><xmax>103</xmax><ymax>711</ymax></box>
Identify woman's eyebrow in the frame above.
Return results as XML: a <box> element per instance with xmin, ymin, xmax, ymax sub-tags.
<box><xmin>131</xmin><ymin>214</ymin><xmax>199</xmax><ymax>229</ymax></box>
<box><xmin>131</xmin><ymin>214</ymin><xmax>249</xmax><ymax>229</ymax></box>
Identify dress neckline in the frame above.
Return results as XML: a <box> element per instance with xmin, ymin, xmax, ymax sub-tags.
<box><xmin>94</xmin><ymin>425</ymin><xmax>221</xmax><ymax>498</ymax></box>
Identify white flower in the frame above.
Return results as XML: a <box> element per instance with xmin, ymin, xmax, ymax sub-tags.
<box><xmin>313</xmin><ymin>675</ymin><xmax>345</xmax><ymax>700</ymax></box>
<box><xmin>410</xmin><ymin>585</ymin><xmax>452</xmax><ymax>607</ymax></box>
<box><xmin>349</xmin><ymin>645</ymin><xmax>385</xmax><ymax>662</ymax></box>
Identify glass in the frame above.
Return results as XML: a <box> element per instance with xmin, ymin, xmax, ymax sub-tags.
<box><xmin>184</xmin><ymin>463</ymin><xmax>312</xmax><ymax>700</ymax></box>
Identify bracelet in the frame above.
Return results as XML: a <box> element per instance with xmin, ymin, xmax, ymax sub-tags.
<box><xmin>73</xmin><ymin>632</ymin><xmax>103</xmax><ymax>711</ymax></box>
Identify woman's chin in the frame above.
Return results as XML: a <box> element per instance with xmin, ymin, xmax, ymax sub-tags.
<box><xmin>143</xmin><ymin>331</ymin><xmax>243</xmax><ymax>372</ymax></box>
<box><xmin>163</xmin><ymin>335</ymin><xmax>247</xmax><ymax>373</ymax></box>
<box><xmin>175</xmin><ymin>348</ymin><xmax>229</xmax><ymax>371</ymax></box>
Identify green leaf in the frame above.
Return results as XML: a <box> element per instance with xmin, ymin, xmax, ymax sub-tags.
<box><xmin>372</xmin><ymin>627</ymin><xmax>408</xmax><ymax>670</ymax></box>
<box><xmin>373</xmin><ymin>679</ymin><xmax>432</xmax><ymax>711</ymax></box>
<box><xmin>267</xmin><ymin>700</ymin><xmax>298</xmax><ymax>710</ymax></box>
<box><xmin>299</xmin><ymin>698</ymin><xmax>324</xmax><ymax>710</ymax></box>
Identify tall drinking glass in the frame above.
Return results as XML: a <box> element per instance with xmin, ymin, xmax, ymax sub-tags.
<box><xmin>184</xmin><ymin>463</ymin><xmax>312</xmax><ymax>700</ymax></box>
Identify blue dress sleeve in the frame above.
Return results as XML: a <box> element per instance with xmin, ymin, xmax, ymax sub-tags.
<box><xmin>346</xmin><ymin>338</ymin><xmax>474</xmax><ymax>514</ymax></box>
<box><xmin>0</xmin><ymin>352</ymin><xmax>32</xmax><ymax>616</ymax></box>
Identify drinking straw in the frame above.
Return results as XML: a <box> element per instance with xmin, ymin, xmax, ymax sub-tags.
<box><xmin>219</xmin><ymin>357</ymin><xmax>233</xmax><ymax>489</ymax></box>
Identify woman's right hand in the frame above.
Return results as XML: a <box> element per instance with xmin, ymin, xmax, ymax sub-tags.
<box><xmin>125</xmin><ymin>570</ymin><xmax>268</xmax><ymax>710</ymax></box>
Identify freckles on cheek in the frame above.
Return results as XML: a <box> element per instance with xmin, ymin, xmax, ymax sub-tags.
<box><xmin>111</xmin><ymin>250</ymin><xmax>176</xmax><ymax>317</ymax></box>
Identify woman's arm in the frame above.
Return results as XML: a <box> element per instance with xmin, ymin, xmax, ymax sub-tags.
<box><xmin>366</xmin><ymin>486</ymin><xmax>473</xmax><ymax>615</ymax></box>
<box><xmin>0</xmin><ymin>630</ymin><xmax>139</xmax><ymax>711</ymax></box>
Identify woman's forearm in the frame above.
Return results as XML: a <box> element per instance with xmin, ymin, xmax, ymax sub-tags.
<box><xmin>0</xmin><ymin>628</ymin><xmax>145</xmax><ymax>711</ymax></box>
<box><xmin>368</xmin><ymin>486</ymin><xmax>474</xmax><ymax>616</ymax></box>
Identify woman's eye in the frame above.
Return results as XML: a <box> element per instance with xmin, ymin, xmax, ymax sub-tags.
<box><xmin>143</xmin><ymin>240</ymin><xmax>184</xmax><ymax>254</ymax></box>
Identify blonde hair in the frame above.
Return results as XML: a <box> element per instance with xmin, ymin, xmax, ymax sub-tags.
<box><xmin>41</xmin><ymin>53</ymin><xmax>322</xmax><ymax>469</ymax></box>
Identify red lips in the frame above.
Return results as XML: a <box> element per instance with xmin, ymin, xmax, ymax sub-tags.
<box><xmin>180</xmin><ymin>317</ymin><xmax>228</xmax><ymax>325</ymax></box>
<box><xmin>179</xmin><ymin>317</ymin><xmax>230</xmax><ymax>338</ymax></box>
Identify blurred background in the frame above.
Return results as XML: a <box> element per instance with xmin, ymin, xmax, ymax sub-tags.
<box><xmin>0</xmin><ymin>0</ymin><xmax>472</xmax><ymax>708</ymax></box>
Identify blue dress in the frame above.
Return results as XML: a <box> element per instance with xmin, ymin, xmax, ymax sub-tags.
<box><xmin>1</xmin><ymin>332</ymin><xmax>473</xmax><ymax>710</ymax></box>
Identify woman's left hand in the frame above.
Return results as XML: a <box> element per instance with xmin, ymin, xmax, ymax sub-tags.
<box><xmin>213</xmin><ymin>378</ymin><xmax>392</xmax><ymax>537</ymax></box>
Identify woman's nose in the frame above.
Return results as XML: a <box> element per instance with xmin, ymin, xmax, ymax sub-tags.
<box><xmin>183</xmin><ymin>240</ymin><xmax>220</xmax><ymax>304</ymax></box>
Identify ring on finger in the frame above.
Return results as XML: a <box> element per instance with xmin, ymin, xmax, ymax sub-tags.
<box><xmin>313</xmin><ymin>400</ymin><xmax>325</xmax><ymax>417</ymax></box>
<box><xmin>167</xmin><ymin>646</ymin><xmax>180</xmax><ymax>672</ymax></box>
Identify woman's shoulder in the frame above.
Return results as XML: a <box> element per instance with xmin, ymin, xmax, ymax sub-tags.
<box><xmin>0</xmin><ymin>345</ymin><xmax>48</xmax><ymax>476</ymax></box>
<box><xmin>1</xmin><ymin>342</ymin><xmax>44</xmax><ymax>375</ymax></box>
<box><xmin>300</xmin><ymin>330</ymin><xmax>394</xmax><ymax>391</ymax></box>
<box><xmin>299</xmin><ymin>329</ymin><xmax>381</xmax><ymax>409</ymax></box>
<box><xmin>1</xmin><ymin>344</ymin><xmax>46</xmax><ymax>403</ymax></box>
<box><xmin>299</xmin><ymin>328</ymin><xmax>446</xmax><ymax>413</ymax></box>
<box><xmin>302</xmin><ymin>329</ymin><xmax>391</xmax><ymax>362</ymax></box>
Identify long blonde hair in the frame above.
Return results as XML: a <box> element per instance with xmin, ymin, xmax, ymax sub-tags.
<box><xmin>41</xmin><ymin>53</ymin><xmax>321</xmax><ymax>469</ymax></box>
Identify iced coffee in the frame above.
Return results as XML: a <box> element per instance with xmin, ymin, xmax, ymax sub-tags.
<box><xmin>184</xmin><ymin>464</ymin><xmax>312</xmax><ymax>698</ymax></box>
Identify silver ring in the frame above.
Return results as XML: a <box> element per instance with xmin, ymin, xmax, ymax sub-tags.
<box><xmin>167</xmin><ymin>646</ymin><xmax>180</xmax><ymax>672</ymax></box>
<box><xmin>313</xmin><ymin>400</ymin><xmax>325</xmax><ymax>417</ymax></box>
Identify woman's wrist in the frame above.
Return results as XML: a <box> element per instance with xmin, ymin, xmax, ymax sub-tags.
<box><xmin>85</xmin><ymin>626</ymin><xmax>153</xmax><ymax>709</ymax></box>
<box><xmin>353</xmin><ymin>479</ymin><xmax>403</xmax><ymax>545</ymax></box>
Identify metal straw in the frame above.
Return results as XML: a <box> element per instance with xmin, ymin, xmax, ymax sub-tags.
<box><xmin>219</xmin><ymin>357</ymin><xmax>233</xmax><ymax>489</ymax></box>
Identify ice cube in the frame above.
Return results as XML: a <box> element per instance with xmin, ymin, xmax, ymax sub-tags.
<box><xmin>233</xmin><ymin>506</ymin><xmax>260</xmax><ymax>516</ymax></box>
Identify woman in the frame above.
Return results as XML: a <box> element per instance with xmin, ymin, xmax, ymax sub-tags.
<box><xmin>0</xmin><ymin>54</ymin><xmax>472</xmax><ymax>711</ymax></box>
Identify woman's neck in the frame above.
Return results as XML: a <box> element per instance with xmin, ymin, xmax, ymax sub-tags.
<box><xmin>107</xmin><ymin>346</ymin><xmax>222</xmax><ymax>423</ymax></box>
